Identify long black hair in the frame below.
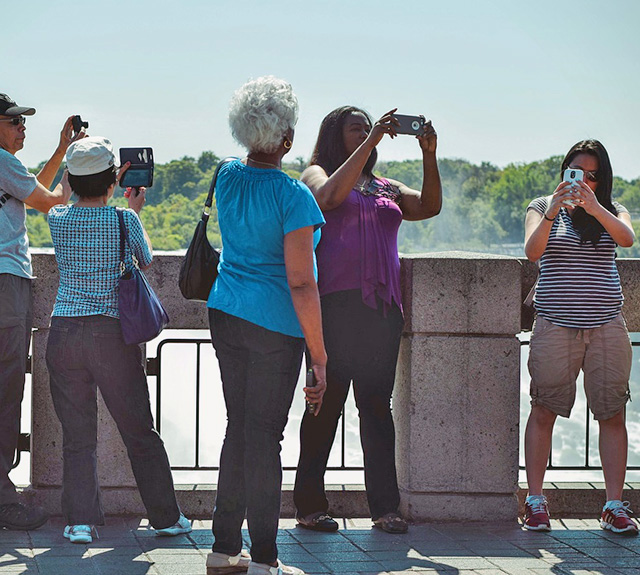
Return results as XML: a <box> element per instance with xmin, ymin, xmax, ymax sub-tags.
<box><xmin>309</xmin><ymin>106</ymin><xmax>377</xmax><ymax>176</ymax></box>
<box><xmin>561</xmin><ymin>139</ymin><xmax>615</xmax><ymax>246</ymax></box>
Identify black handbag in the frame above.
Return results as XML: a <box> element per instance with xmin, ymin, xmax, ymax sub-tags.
<box><xmin>178</xmin><ymin>157</ymin><xmax>235</xmax><ymax>301</ymax></box>
<box><xmin>117</xmin><ymin>208</ymin><xmax>169</xmax><ymax>344</ymax></box>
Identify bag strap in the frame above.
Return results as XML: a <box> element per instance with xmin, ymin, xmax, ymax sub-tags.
<box><xmin>116</xmin><ymin>207</ymin><xmax>139</xmax><ymax>272</ymax></box>
<box><xmin>116</xmin><ymin>207</ymin><xmax>126</xmax><ymax>267</ymax></box>
<box><xmin>523</xmin><ymin>260</ymin><xmax>541</xmax><ymax>307</ymax></box>
<box><xmin>202</xmin><ymin>157</ymin><xmax>238</xmax><ymax>223</ymax></box>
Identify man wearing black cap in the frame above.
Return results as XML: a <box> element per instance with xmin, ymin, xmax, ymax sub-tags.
<box><xmin>0</xmin><ymin>93</ymin><xmax>82</xmax><ymax>530</ymax></box>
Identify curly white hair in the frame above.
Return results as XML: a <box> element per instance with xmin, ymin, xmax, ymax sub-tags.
<box><xmin>228</xmin><ymin>76</ymin><xmax>299</xmax><ymax>154</ymax></box>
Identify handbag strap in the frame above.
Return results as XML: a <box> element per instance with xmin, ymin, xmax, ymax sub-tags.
<box><xmin>116</xmin><ymin>207</ymin><xmax>126</xmax><ymax>266</ymax></box>
<box><xmin>202</xmin><ymin>157</ymin><xmax>238</xmax><ymax>223</ymax></box>
<box><xmin>523</xmin><ymin>260</ymin><xmax>541</xmax><ymax>307</ymax></box>
<box><xmin>116</xmin><ymin>207</ymin><xmax>139</xmax><ymax>272</ymax></box>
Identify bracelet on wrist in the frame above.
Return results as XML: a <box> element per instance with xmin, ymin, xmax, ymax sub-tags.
<box><xmin>543</xmin><ymin>213</ymin><xmax>555</xmax><ymax>222</ymax></box>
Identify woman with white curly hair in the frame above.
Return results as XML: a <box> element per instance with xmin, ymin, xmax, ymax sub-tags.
<box><xmin>204</xmin><ymin>76</ymin><xmax>327</xmax><ymax>575</ymax></box>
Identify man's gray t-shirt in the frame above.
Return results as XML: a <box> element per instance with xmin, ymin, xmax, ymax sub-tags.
<box><xmin>0</xmin><ymin>149</ymin><xmax>38</xmax><ymax>279</ymax></box>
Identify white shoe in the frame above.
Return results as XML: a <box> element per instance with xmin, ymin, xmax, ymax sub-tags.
<box><xmin>206</xmin><ymin>550</ymin><xmax>251</xmax><ymax>574</ymax></box>
<box><xmin>247</xmin><ymin>559</ymin><xmax>305</xmax><ymax>575</ymax></box>
<box><xmin>155</xmin><ymin>513</ymin><xmax>192</xmax><ymax>536</ymax></box>
<box><xmin>63</xmin><ymin>524</ymin><xmax>95</xmax><ymax>544</ymax></box>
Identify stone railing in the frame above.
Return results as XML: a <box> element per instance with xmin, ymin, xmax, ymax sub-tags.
<box><xmin>22</xmin><ymin>252</ymin><xmax>640</xmax><ymax>521</ymax></box>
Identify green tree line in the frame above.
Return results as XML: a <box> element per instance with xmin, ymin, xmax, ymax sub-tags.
<box><xmin>26</xmin><ymin>152</ymin><xmax>640</xmax><ymax>256</ymax></box>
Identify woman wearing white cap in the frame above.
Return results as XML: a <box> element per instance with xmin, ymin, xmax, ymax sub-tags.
<box><xmin>45</xmin><ymin>136</ymin><xmax>190</xmax><ymax>544</ymax></box>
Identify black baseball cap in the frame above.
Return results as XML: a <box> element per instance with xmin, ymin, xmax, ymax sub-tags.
<box><xmin>0</xmin><ymin>93</ymin><xmax>36</xmax><ymax>117</ymax></box>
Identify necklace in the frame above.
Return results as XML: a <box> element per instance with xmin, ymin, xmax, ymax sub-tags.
<box><xmin>247</xmin><ymin>156</ymin><xmax>281</xmax><ymax>170</ymax></box>
<box><xmin>356</xmin><ymin>176</ymin><xmax>370</xmax><ymax>193</ymax></box>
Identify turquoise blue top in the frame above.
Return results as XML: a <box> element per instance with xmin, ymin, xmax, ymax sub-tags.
<box><xmin>208</xmin><ymin>160</ymin><xmax>324</xmax><ymax>338</ymax></box>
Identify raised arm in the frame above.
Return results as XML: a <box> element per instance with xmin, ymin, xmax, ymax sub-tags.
<box><xmin>525</xmin><ymin>182</ymin><xmax>575</xmax><ymax>262</ymax></box>
<box><xmin>124</xmin><ymin>177</ymin><xmax>153</xmax><ymax>268</ymax></box>
<box><xmin>25</xmin><ymin>116</ymin><xmax>86</xmax><ymax>213</ymax></box>
<box><xmin>388</xmin><ymin>121</ymin><xmax>442</xmax><ymax>221</ymax></box>
<box><xmin>302</xmin><ymin>109</ymin><xmax>398</xmax><ymax>211</ymax></box>
<box><xmin>284</xmin><ymin>225</ymin><xmax>327</xmax><ymax>414</ymax></box>
<box><xmin>574</xmin><ymin>180</ymin><xmax>635</xmax><ymax>247</ymax></box>
<box><xmin>23</xmin><ymin>170</ymin><xmax>73</xmax><ymax>213</ymax></box>
<box><xmin>37</xmin><ymin>116</ymin><xmax>84</xmax><ymax>189</ymax></box>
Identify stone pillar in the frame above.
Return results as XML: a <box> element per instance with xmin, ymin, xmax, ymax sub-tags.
<box><xmin>395</xmin><ymin>252</ymin><xmax>522</xmax><ymax>522</ymax></box>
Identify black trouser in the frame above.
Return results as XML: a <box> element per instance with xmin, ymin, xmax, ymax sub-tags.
<box><xmin>0</xmin><ymin>274</ymin><xmax>32</xmax><ymax>505</ymax></box>
<box><xmin>209</xmin><ymin>309</ymin><xmax>305</xmax><ymax>565</ymax></box>
<box><xmin>294</xmin><ymin>290</ymin><xmax>404</xmax><ymax>520</ymax></box>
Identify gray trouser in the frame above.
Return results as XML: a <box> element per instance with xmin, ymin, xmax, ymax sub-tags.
<box><xmin>0</xmin><ymin>274</ymin><xmax>32</xmax><ymax>504</ymax></box>
<box><xmin>46</xmin><ymin>315</ymin><xmax>180</xmax><ymax>527</ymax></box>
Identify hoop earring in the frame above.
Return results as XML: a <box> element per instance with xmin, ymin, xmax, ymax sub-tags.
<box><xmin>284</xmin><ymin>139</ymin><xmax>292</xmax><ymax>149</ymax></box>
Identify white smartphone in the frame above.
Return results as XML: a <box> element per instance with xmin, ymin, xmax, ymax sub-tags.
<box><xmin>562</xmin><ymin>168</ymin><xmax>583</xmax><ymax>206</ymax></box>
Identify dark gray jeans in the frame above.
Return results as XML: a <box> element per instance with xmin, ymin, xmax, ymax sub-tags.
<box><xmin>209</xmin><ymin>309</ymin><xmax>304</xmax><ymax>565</ymax></box>
<box><xmin>0</xmin><ymin>274</ymin><xmax>32</xmax><ymax>505</ymax></box>
<box><xmin>46</xmin><ymin>315</ymin><xmax>180</xmax><ymax>527</ymax></box>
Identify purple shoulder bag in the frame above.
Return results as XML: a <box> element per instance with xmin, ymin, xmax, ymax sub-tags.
<box><xmin>116</xmin><ymin>208</ymin><xmax>169</xmax><ymax>345</ymax></box>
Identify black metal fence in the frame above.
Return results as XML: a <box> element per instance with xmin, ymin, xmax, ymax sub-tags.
<box><xmin>15</xmin><ymin>336</ymin><xmax>639</xmax><ymax>474</ymax></box>
<box><xmin>154</xmin><ymin>338</ymin><xmax>362</xmax><ymax>472</ymax></box>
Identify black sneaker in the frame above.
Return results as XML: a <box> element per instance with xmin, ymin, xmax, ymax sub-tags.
<box><xmin>0</xmin><ymin>502</ymin><xmax>49</xmax><ymax>530</ymax></box>
<box><xmin>296</xmin><ymin>511</ymin><xmax>339</xmax><ymax>532</ymax></box>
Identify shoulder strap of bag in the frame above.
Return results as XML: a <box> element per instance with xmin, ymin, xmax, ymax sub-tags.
<box><xmin>202</xmin><ymin>157</ymin><xmax>238</xmax><ymax>223</ymax></box>
<box><xmin>523</xmin><ymin>260</ymin><xmax>541</xmax><ymax>306</ymax></box>
<box><xmin>116</xmin><ymin>207</ymin><xmax>126</xmax><ymax>268</ymax></box>
<box><xmin>116</xmin><ymin>207</ymin><xmax>139</xmax><ymax>271</ymax></box>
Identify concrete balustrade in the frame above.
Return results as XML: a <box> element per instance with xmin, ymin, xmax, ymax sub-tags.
<box><xmin>21</xmin><ymin>252</ymin><xmax>640</xmax><ymax>520</ymax></box>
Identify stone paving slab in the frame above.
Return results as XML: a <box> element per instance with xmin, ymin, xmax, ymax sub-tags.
<box><xmin>0</xmin><ymin>517</ymin><xmax>639</xmax><ymax>574</ymax></box>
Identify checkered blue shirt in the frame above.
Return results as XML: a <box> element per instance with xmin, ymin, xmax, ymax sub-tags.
<box><xmin>48</xmin><ymin>205</ymin><xmax>152</xmax><ymax>318</ymax></box>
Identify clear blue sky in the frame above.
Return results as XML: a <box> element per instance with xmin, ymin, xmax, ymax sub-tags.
<box><xmin>6</xmin><ymin>0</ymin><xmax>640</xmax><ymax>178</ymax></box>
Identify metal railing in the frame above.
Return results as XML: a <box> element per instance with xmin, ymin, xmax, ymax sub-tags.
<box><xmin>153</xmin><ymin>338</ymin><xmax>362</xmax><ymax>472</ymax></box>
<box><xmin>14</xmin><ymin>336</ymin><xmax>639</xmax><ymax>474</ymax></box>
<box><xmin>519</xmin><ymin>339</ymin><xmax>640</xmax><ymax>471</ymax></box>
<box><xmin>11</xmin><ymin>356</ymin><xmax>33</xmax><ymax>469</ymax></box>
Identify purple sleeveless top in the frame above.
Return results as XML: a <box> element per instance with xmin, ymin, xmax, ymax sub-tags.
<box><xmin>316</xmin><ymin>177</ymin><xmax>403</xmax><ymax>314</ymax></box>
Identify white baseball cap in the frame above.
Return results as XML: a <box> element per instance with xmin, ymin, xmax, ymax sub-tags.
<box><xmin>66</xmin><ymin>136</ymin><xmax>119</xmax><ymax>176</ymax></box>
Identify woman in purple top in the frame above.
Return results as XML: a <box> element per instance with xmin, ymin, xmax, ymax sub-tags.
<box><xmin>294</xmin><ymin>106</ymin><xmax>442</xmax><ymax>533</ymax></box>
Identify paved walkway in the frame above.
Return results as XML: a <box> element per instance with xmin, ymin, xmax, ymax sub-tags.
<box><xmin>1</xmin><ymin>517</ymin><xmax>639</xmax><ymax>574</ymax></box>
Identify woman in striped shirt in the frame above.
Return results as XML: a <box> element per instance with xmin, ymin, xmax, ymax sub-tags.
<box><xmin>522</xmin><ymin>140</ymin><xmax>637</xmax><ymax>535</ymax></box>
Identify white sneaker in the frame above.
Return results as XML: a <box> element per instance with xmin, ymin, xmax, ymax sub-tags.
<box><xmin>206</xmin><ymin>550</ymin><xmax>251</xmax><ymax>574</ymax></box>
<box><xmin>63</xmin><ymin>524</ymin><xmax>95</xmax><ymax>544</ymax></box>
<box><xmin>155</xmin><ymin>513</ymin><xmax>192</xmax><ymax>536</ymax></box>
<box><xmin>247</xmin><ymin>560</ymin><xmax>305</xmax><ymax>575</ymax></box>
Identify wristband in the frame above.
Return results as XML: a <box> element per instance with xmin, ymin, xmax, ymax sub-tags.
<box><xmin>543</xmin><ymin>213</ymin><xmax>555</xmax><ymax>222</ymax></box>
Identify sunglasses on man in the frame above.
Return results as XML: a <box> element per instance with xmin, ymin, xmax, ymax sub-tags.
<box><xmin>0</xmin><ymin>117</ymin><xmax>26</xmax><ymax>126</ymax></box>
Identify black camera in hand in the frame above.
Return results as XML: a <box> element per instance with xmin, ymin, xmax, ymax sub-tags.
<box><xmin>72</xmin><ymin>115</ymin><xmax>89</xmax><ymax>134</ymax></box>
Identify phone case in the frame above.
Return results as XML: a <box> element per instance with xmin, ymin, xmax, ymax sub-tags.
<box><xmin>562</xmin><ymin>168</ymin><xmax>583</xmax><ymax>206</ymax></box>
<box><xmin>120</xmin><ymin>147</ymin><xmax>153</xmax><ymax>166</ymax></box>
<box><xmin>119</xmin><ymin>148</ymin><xmax>154</xmax><ymax>188</ymax></box>
<box><xmin>306</xmin><ymin>368</ymin><xmax>316</xmax><ymax>415</ymax></box>
<box><xmin>393</xmin><ymin>114</ymin><xmax>426</xmax><ymax>135</ymax></box>
<box><xmin>563</xmin><ymin>168</ymin><xmax>583</xmax><ymax>183</ymax></box>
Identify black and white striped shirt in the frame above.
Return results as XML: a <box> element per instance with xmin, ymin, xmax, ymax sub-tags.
<box><xmin>528</xmin><ymin>196</ymin><xmax>627</xmax><ymax>329</ymax></box>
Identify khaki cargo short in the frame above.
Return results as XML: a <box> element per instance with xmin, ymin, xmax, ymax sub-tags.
<box><xmin>528</xmin><ymin>313</ymin><xmax>632</xmax><ymax>420</ymax></box>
